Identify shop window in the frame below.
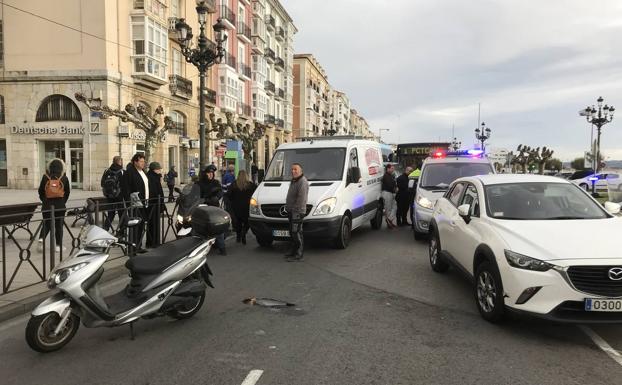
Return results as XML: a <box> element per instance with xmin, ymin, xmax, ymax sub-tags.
<box><xmin>36</xmin><ymin>95</ymin><xmax>82</xmax><ymax>122</ymax></box>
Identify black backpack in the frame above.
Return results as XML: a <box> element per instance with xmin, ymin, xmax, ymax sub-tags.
<box><xmin>102</xmin><ymin>168</ymin><xmax>122</xmax><ymax>198</ymax></box>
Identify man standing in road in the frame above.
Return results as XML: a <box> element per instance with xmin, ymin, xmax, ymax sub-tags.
<box><xmin>396</xmin><ymin>166</ymin><xmax>413</xmax><ymax>226</ymax></box>
<box><xmin>285</xmin><ymin>163</ymin><xmax>309</xmax><ymax>262</ymax></box>
<box><xmin>101</xmin><ymin>156</ymin><xmax>124</xmax><ymax>232</ymax></box>
<box><xmin>408</xmin><ymin>164</ymin><xmax>422</xmax><ymax>229</ymax></box>
<box><xmin>382</xmin><ymin>164</ymin><xmax>397</xmax><ymax>229</ymax></box>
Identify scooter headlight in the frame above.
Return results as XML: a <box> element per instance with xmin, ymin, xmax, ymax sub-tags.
<box><xmin>47</xmin><ymin>262</ymin><xmax>89</xmax><ymax>289</ymax></box>
<box><xmin>177</xmin><ymin>214</ymin><xmax>184</xmax><ymax>224</ymax></box>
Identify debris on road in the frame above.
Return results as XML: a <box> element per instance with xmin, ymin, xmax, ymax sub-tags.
<box><xmin>243</xmin><ymin>297</ymin><xmax>295</xmax><ymax>308</ymax></box>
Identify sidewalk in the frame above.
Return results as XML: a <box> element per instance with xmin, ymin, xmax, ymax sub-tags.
<box><xmin>0</xmin><ymin>188</ymin><xmax>102</xmax><ymax>206</ymax></box>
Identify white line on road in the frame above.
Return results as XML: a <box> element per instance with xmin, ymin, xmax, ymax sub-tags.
<box><xmin>240</xmin><ymin>370</ymin><xmax>264</xmax><ymax>385</ymax></box>
<box><xmin>580</xmin><ymin>325</ymin><xmax>622</xmax><ymax>367</ymax></box>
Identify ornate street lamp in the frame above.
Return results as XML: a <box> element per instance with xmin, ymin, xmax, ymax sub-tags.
<box><xmin>175</xmin><ymin>1</ymin><xmax>227</xmax><ymax>170</ymax></box>
<box><xmin>475</xmin><ymin>122</ymin><xmax>491</xmax><ymax>151</ymax></box>
<box><xmin>581</xmin><ymin>96</ymin><xmax>615</xmax><ymax>172</ymax></box>
<box><xmin>323</xmin><ymin>113</ymin><xmax>341</xmax><ymax>136</ymax></box>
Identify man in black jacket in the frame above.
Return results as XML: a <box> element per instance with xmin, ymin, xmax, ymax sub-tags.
<box><xmin>396</xmin><ymin>167</ymin><xmax>413</xmax><ymax>226</ymax></box>
<box><xmin>101</xmin><ymin>156</ymin><xmax>124</xmax><ymax>231</ymax></box>
<box><xmin>122</xmin><ymin>153</ymin><xmax>149</xmax><ymax>249</ymax></box>
<box><xmin>146</xmin><ymin>162</ymin><xmax>165</xmax><ymax>247</ymax></box>
<box><xmin>285</xmin><ymin>163</ymin><xmax>309</xmax><ymax>262</ymax></box>
<box><xmin>198</xmin><ymin>165</ymin><xmax>226</xmax><ymax>255</ymax></box>
<box><xmin>381</xmin><ymin>164</ymin><xmax>397</xmax><ymax>228</ymax></box>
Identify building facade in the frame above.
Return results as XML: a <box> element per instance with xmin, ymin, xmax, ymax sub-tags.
<box><xmin>292</xmin><ymin>53</ymin><xmax>331</xmax><ymax>139</ymax></box>
<box><xmin>0</xmin><ymin>0</ymin><xmax>295</xmax><ymax>190</ymax></box>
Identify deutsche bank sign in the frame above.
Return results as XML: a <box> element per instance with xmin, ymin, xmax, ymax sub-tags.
<box><xmin>11</xmin><ymin>126</ymin><xmax>85</xmax><ymax>135</ymax></box>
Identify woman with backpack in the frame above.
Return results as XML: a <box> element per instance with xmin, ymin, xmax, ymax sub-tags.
<box><xmin>226</xmin><ymin>170</ymin><xmax>256</xmax><ymax>245</ymax></box>
<box><xmin>38</xmin><ymin>158</ymin><xmax>70</xmax><ymax>253</ymax></box>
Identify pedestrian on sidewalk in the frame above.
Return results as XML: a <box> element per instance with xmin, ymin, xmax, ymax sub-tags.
<box><xmin>227</xmin><ymin>169</ymin><xmax>256</xmax><ymax>245</ymax></box>
<box><xmin>38</xmin><ymin>158</ymin><xmax>70</xmax><ymax>253</ymax></box>
<box><xmin>396</xmin><ymin>166</ymin><xmax>413</xmax><ymax>226</ymax></box>
<box><xmin>285</xmin><ymin>163</ymin><xmax>309</xmax><ymax>262</ymax></box>
<box><xmin>122</xmin><ymin>153</ymin><xmax>149</xmax><ymax>250</ymax></box>
<box><xmin>100</xmin><ymin>156</ymin><xmax>124</xmax><ymax>232</ymax></box>
<box><xmin>146</xmin><ymin>162</ymin><xmax>165</xmax><ymax>248</ymax></box>
<box><xmin>381</xmin><ymin>164</ymin><xmax>397</xmax><ymax>229</ymax></box>
<box><xmin>165</xmin><ymin>165</ymin><xmax>178</xmax><ymax>203</ymax></box>
<box><xmin>408</xmin><ymin>164</ymin><xmax>422</xmax><ymax>229</ymax></box>
<box><xmin>199</xmin><ymin>165</ymin><xmax>227</xmax><ymax>255</ymax></box>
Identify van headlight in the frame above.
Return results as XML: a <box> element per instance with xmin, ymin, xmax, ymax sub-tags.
<box><xmin>504</xmin><ymin>250</ymin><xmax>553</xmax><ymax>272</ymax></box>
<box><xmin>47</xmin><ymin>262</ymin><xmax>89</xmax><ymax>289</ymax></box>
<box><xmin>313</xmin><ymin>197</ymin><xmax>337</xmax><ymax>216</ymax></box>
<box><xmin>250</xmin><ymin>198</ymin><xmax>260</xmax><ymax>215</ymax></box>
<box><xmin>416</xmin><ymin>195</ymin><xmax>434</xmax><ymax>210</ymax></box>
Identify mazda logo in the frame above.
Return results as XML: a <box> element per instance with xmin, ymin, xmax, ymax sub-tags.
<box><xmin>279</xmin><ymin>205</ymin><xmax>288</xmax><ymax>217</ymax></box>
<box><xmin>608</xmin><ymin>267</ymin><xmax>622</xmax><ymax>281</ymax></box>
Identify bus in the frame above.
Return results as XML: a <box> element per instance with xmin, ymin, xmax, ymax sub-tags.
<box><xmin>396</xmin><ymin>142</ymin><xmax>451</xmax><ymax>169</ymax></box>
<box><xmin>379</xmin><ymin>143</ymin><xmax>395</xmax><ymax>163</ymax></box>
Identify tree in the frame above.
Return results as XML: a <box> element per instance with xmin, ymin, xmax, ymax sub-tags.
<box><xmin>545</xmin><ymin>158</ymin><xmax>563</xmax><ymax>172</ymax></box>
<box><xmin>571</xmin><ymin>157</ymin><xmax>585</xmax><ymax>170</ymax></box>
<box><xmin>209</xmin><ymin>111</ymin><xmax>266</xmax><ymax>166</ymax></box>
<box><xmin>75</xmin><ymin>93</ymin><xmax>173</xmax><ymax>162</ymax></box>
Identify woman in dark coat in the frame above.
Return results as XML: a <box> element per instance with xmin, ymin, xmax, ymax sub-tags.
<box><xmin>146</xmin><ymin>162</ymin><xmax>165</xmax><ymax>247</ymax></box>
<box><xmin>38</xmin><ymin>158</ymin><xmax>71</xmax><ymax>253</ymax></box>
<box><xmin>198</xmin><ymin>165</ymin><xmax>226</xmax><ymax>255</ymax></box>
<box><xmin>227</xmin><ymin>170</ymin><xmax>257</xmax><ymax>245</ymax></box>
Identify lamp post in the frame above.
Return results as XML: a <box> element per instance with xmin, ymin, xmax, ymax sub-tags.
<box><xmin>379</xmin><ymin>128</ymin><xmax>389</xmax><ymax>143</ymax></box>
<box><xmin>175</xmin><ymin>1</ymin><xmax>227</xmax><ymax>171</ymax></box>
<box><xmin>475</xmin><ymin>122</ymin><xmax>491</xmax><ymax>151</ymax></box>
<box><xmin>323</xmin><ymin>113</ymin><xmax>341</xmax><ymax>136</ymax></box>
<box><xmin>581</xmin><ymin>96</ymin><xmax>615</xmax><ymax>172</ymax></box>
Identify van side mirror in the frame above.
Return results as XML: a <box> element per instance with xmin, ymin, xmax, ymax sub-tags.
<box><xmin>604</xmin><ymin>201</ymin><xmax>621</xmax><ymax>215</ymax></box>
<box><xmin>348</xmin><ymin>167</ymin><xmax>362</xmax><ymax>185</ymax></box>
<box><xmin>458</xmin><ymin>204</ymin><xmax>471</xmax><ymax>223</ymax></box>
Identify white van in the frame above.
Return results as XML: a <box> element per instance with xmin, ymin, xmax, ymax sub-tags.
<box><xmin>249</xmin><ymin>138</ymin><xmax>385</xmax><ymax>249</ymax></box>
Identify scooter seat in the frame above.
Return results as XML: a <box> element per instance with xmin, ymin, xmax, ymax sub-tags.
<box><xmin>125</xmin><ymin>237</ymin><xmax>206</xmax><ymax>274</ymax></box>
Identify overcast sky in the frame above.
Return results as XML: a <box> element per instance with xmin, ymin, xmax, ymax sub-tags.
<box><xmin>281</xmin><ymin>0</ymin><xmax>622</xmax><ymax>161</ymax></box>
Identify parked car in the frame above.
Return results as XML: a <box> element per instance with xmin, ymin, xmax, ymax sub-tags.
<box><xmin>428</xmin><ymin>174</ymin><xmax>622</xmax><ymax>323</ymax></box>
<box><xmin>412</xmin><ymin>150</ymin><xmax>495</xmax><ymax>240</ymax></box>
<box><xmin>571</xmin><ymin>172</ymin><xmax>620</xmax><ymax>192</ymax></box>
<box><xmin>554</xmin><ymin>172</ymin><xmax>573</xmax><ymax>179</ymax></box>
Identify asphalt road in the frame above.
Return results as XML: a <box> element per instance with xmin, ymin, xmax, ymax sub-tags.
<box><xmin>1</xmin><ymin>224</ymin><xmax>622</xmax><ymax>385</ymax></box>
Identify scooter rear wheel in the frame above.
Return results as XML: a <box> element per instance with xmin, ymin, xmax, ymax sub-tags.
<box><xmin>25</xmin><ymin>312</ymin><xmax>80</xmax><ymax>353</ymax></box>
<box><xmin>168</xmin><ymin>290</ymin><xmax>206</xmax><ymax>320</ymax></box>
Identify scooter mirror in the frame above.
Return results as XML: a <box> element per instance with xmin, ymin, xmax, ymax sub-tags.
<box><xmin>127</xmin><ymin>218</ymin><xmax>142</xmax><ymax>227</ymax></box>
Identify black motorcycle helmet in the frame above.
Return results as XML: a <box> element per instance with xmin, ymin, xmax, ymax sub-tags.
<box><xmin>205</xmin><ymin>164</ymin><xmax>217</xmax><ymax>173</ymax></box>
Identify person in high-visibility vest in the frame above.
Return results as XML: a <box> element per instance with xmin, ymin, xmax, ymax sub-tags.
<box><xmin>408</xmin><ymin>167</ymin><xmax>421</xmax><ymax>229</ymax></box>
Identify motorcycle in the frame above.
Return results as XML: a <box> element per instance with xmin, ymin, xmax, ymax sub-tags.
<box><xmin>25</xmin><ymin>198</ymin><xmax>230</xmax><ymax>353</ymax></box>
<box><xmin>174</xmin><ymin>183</ymin><xmax>203</xmax><ymax>237</ymax></box>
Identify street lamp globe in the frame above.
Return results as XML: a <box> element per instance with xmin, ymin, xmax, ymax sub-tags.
<box><xmin>196</xmin><ymin>0</ymin><xmax>210</xmax><ymax>23</ymax></box>
<box><xmin>175</xmin><ymin>18</ymin><xmax>192</xmax><ymax>44</ymax></box>
<box><xmin>213</xmin><ymin>18</ymin><xmax>227</xmax><ymax>42</ymax></box>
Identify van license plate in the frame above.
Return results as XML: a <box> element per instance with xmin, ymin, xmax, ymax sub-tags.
<box><xmin>272</xmin><ymin>230</ymin><xmax>290</xmax><ymax>237</ymax></box>
<box><xmin>585</xmin><ymin>298</ymin><xmax>622</xmax><ymax>312</ymax></box>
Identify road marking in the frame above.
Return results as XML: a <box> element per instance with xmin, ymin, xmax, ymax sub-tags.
<box><xmin>240</xmin><ymin>370</ymin><xmax>264</xmax><ymax>385</ymax></box>
<box><xmin>580</xmin><ymin>325</ymin><xmax>622</xmax><ymax>367</ymax></box>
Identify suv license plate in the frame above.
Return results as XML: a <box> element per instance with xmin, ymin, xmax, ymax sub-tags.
<box><xmin>272</xmin><ymin>230</ymin><xmax>290</xmax><ymax>237</ymax></box>
<box><xmin>585</xmin><ymin>298</ymin><xmax>622</xmax><ymax>312</ymax></box>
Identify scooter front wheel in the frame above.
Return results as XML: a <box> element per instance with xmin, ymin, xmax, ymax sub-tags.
<box><xmin>168</xmin><ymin>290</ymin><xmax>206</xmax><ymax>320</ymax></box>
<box><xmin>26</xmin><ymin>312</ymin><xmax>80</xmax><ymax>353</ymax></box>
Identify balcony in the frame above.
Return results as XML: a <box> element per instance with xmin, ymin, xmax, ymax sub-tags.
<box><xmin>220</xmin><ymin>5</ymin><xmax>236</xmax><ymax>29</ymax></box>
<box><xmin>265</xmin><ymin>114</ymin><xmax>275</xmax><ymax>125</ymax></box>
<box><xmin>265</xmin><ymin>15</ymin><xmax>276</xmax><ymax>31</ymax></box>
<box><xmin>168</xmin><ymin>17</ymin><xmax>179</xmax><ymax>34</ymax></box>
<box><xmin>169</xmin><ymin>75</ymin><xmax>193</xmax><ymax>99</ymax></box>
<box><xmin>265</xmin><ymin>47</ymin><xmax>276</xmax><ymax>63</ymax></box>
<box><xmin>239</xmin><ymin>63</ymin><xmax>252</xmax><ymax>80</ymax></box>
<box><xmin>264</xmin><ymin>80</ymin><xmax>275</xmax><ymax>94</ymax></box>
<box><xmin>277</xmin><ymin>88</ymin><xmax>285</xmax><ymax>99</ymax></box>
<box><xmin>276</xmin><ymin>26</ymin><xmax>285</xmax><ymax>41</ymax></box>
<box><xmin>132</xmin><ymin>56</ymin><xmax>167</xmax><ymax>89</ymax></box>
<box><xmin>199</xmin><ymin>87</ymin><xmax>218</xmax><ymax>105</ymax></box>
<box><xmin>223</xmin><ymin>52</ymin><xmax>237</xmax><ymax>69</ymax></box>
<box><xmin>275</xmin><ymin>118</ymin><xmax>284</xmax><ymax>128</ymax></box>
<box><xmin>252</xmin><ymin>37</ymin><xmax>265</xmax><ymax>54</ymax></box>
<box><xmin>240</xmin><ymin>103</ymin><xmax>252</xmax><ymax>117</ymax></box>
<box><xmin>275</xmin><ymin>57</ymin><xmax>285</xmax><ymax>71</ymax></box>
<box><xmin>237</xmin><ymin>21</ymin><xmax>252</xmax><ymax>43</ymax></box>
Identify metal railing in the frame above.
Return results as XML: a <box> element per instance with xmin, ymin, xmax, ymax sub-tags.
<box><xmin>264</xmin><ymin>80</ymin><xmax>275</xmax><ymax>93</ymax></box>
<box><xmin>238</xmin><ymin>21</ymin><xmax>252</xmax><ymax>40</ymax></box>
<box><xmin>0</xmin><ymin>197</ymin><xmax>182</xmax><ymax>296</ymax></box>
<box><xmin>220</xmin><ymin>4</ymin><xmax>236</xmax><ymax>26</ymax></box>
<box><xmin>169</xmin><ymin>74</ymin><xmax>193</xmax><ymax>99</ymax></box>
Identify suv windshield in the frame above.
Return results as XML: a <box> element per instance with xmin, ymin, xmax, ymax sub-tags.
<box><xmin>265</xmin><ymin>148</ymin><xmax>346</xmax><ymax>181</ymax></box>
<box><xmin>420</xmin><ymin>162</ymin><xmax>493</xmax><ymax>190</ymax></box>
<box><xmin>485</xmin><ymin>182</ymin><xmax>608</xmax><ymax>220</ymax></box>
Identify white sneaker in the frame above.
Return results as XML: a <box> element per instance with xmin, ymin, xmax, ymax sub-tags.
<box><xmin>37</xmin><ymin>239</ymin><xmax>43</xmax><ymax>252</ymax></box>
<box><xmin>54</xmin><ymin>246</ymin><xmax>67</xmax><ymax>253</ymax></box>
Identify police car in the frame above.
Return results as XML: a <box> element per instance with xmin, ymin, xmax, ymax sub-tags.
<box><xmin>413</xmin><ymin>149</ymin><xmax>495</xmax><ymax>240</ymax></box>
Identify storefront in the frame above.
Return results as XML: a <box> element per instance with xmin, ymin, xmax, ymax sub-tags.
<box><xmin>38</xmin><ymin>140</ymin><xmax>84</xmax><ymax>189</ymax></box>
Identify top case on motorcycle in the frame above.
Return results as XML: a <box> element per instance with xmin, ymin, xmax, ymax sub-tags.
<box><xmin>125</xmin><ymin>237</ymin><xmax>206</xmax><ymax>275</ymax></box>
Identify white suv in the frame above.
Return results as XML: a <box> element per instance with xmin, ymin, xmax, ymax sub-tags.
<box><xmin>429</xmin><ymin>174</ymin><xmax>622</xmax><ymax>323</ymax></box>
<box><xmin>413</xmin><ymin>150</ymin><xmax>494</xmax><ymax>240</ymax></box>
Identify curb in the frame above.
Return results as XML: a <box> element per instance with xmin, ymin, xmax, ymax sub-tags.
<box><xmin>0</xmin><ymin>234</ymin><xmax>236</xmax><ymax>324</ymax></box>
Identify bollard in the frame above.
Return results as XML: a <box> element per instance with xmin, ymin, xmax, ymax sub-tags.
<box><xmin>49</xmin><ymin>205</ymin><xmax>56</xmax><ymax>270</ymax></box>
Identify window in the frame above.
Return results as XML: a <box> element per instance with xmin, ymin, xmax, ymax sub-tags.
<box><xmin>0</xmin><ymin>95</ymin><xmax>4</xmax><ymax>124</ymax></box>
<box><xmin>36</xmin><ymin>95</ymin><xmax>82</xmax><ymax>122</ymax></box>
<box><xmin>461</xmin><ymin>184</ymin><xmax>480</xmax><ymax>217</ymax></box>
<box><xmin>448</xmin><ymin>183</ymin><xmax>466</xmax><ymax>207</ymax></box>
<box><xmin>169</xmin><ymin>111</ymin><xmax>187</xmax><ymax>135</ymax></box>
<box><xmin>131</xmin><ymin>16</ymin><xmax>168</xmax><ymax>80</ymax></box>
<box><xmin>172</xmin><ymin>48</ymin><xmax>183</xmax><ymax>76</ymax></box>
<box><xmin>171</xmin><ymin>0</ymin><xmax>180</xmax><ymax>18</ymax></box>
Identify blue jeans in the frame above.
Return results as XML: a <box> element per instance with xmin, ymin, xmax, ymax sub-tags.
<box><xmin>215</xmin><ymin>233</ymin><xmax>226</xmax><ymax>251</ymax></box>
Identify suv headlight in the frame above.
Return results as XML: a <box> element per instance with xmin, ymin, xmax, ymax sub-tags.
<box><xmin>47</xmin><ymin>262</ymin><xmax>89</xmax><ymax>289</ymax></box>
<box><xmin>250</xmin><ymin>198</ymin><xmax>260</xmax><ymax>215</ymax></box>
<box><xmin>416</xmin><ymin>195</ymin><xmax>434</xmax><ymax>210</ymax></box>
<box><xmin>313</xmin><ymin>197</ymin><xmax>337</xmax><ymax>216</ymax></box>
<box><xmin>504</xmin><ymin>250</ymin><xmax>553</xmax><ymax>272</ymax></box>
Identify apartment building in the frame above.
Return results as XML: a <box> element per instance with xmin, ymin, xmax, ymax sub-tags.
<box><xmin>292</xmin><ymin>53</ymin><xmax>331</xmax><ymax>139</ymax></box>
<box><xmin>350</xmin><ymin>109</ymin><xmax>373</xmax><ymax>138</ymax></box>
<box><xmin>331</xmin><ymin>90</ymin><xmax>351</xmax><ymax>135</ymax></box>
<box><xmin>0</xmin><ymin>0</ymin><xmax>296</xmax><ymax>189</ymax></box>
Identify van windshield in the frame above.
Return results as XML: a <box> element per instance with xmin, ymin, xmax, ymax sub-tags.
<box><xmin>265</xmin><ymin>148</ymin><xmax>346</xmax><ymax>181</ymax></box>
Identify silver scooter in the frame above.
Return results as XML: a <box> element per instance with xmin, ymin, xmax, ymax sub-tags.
<box><xmin>25</xmin><ymin>202</ymin><xmax>230</xmax><ymax>353</ymax></box>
